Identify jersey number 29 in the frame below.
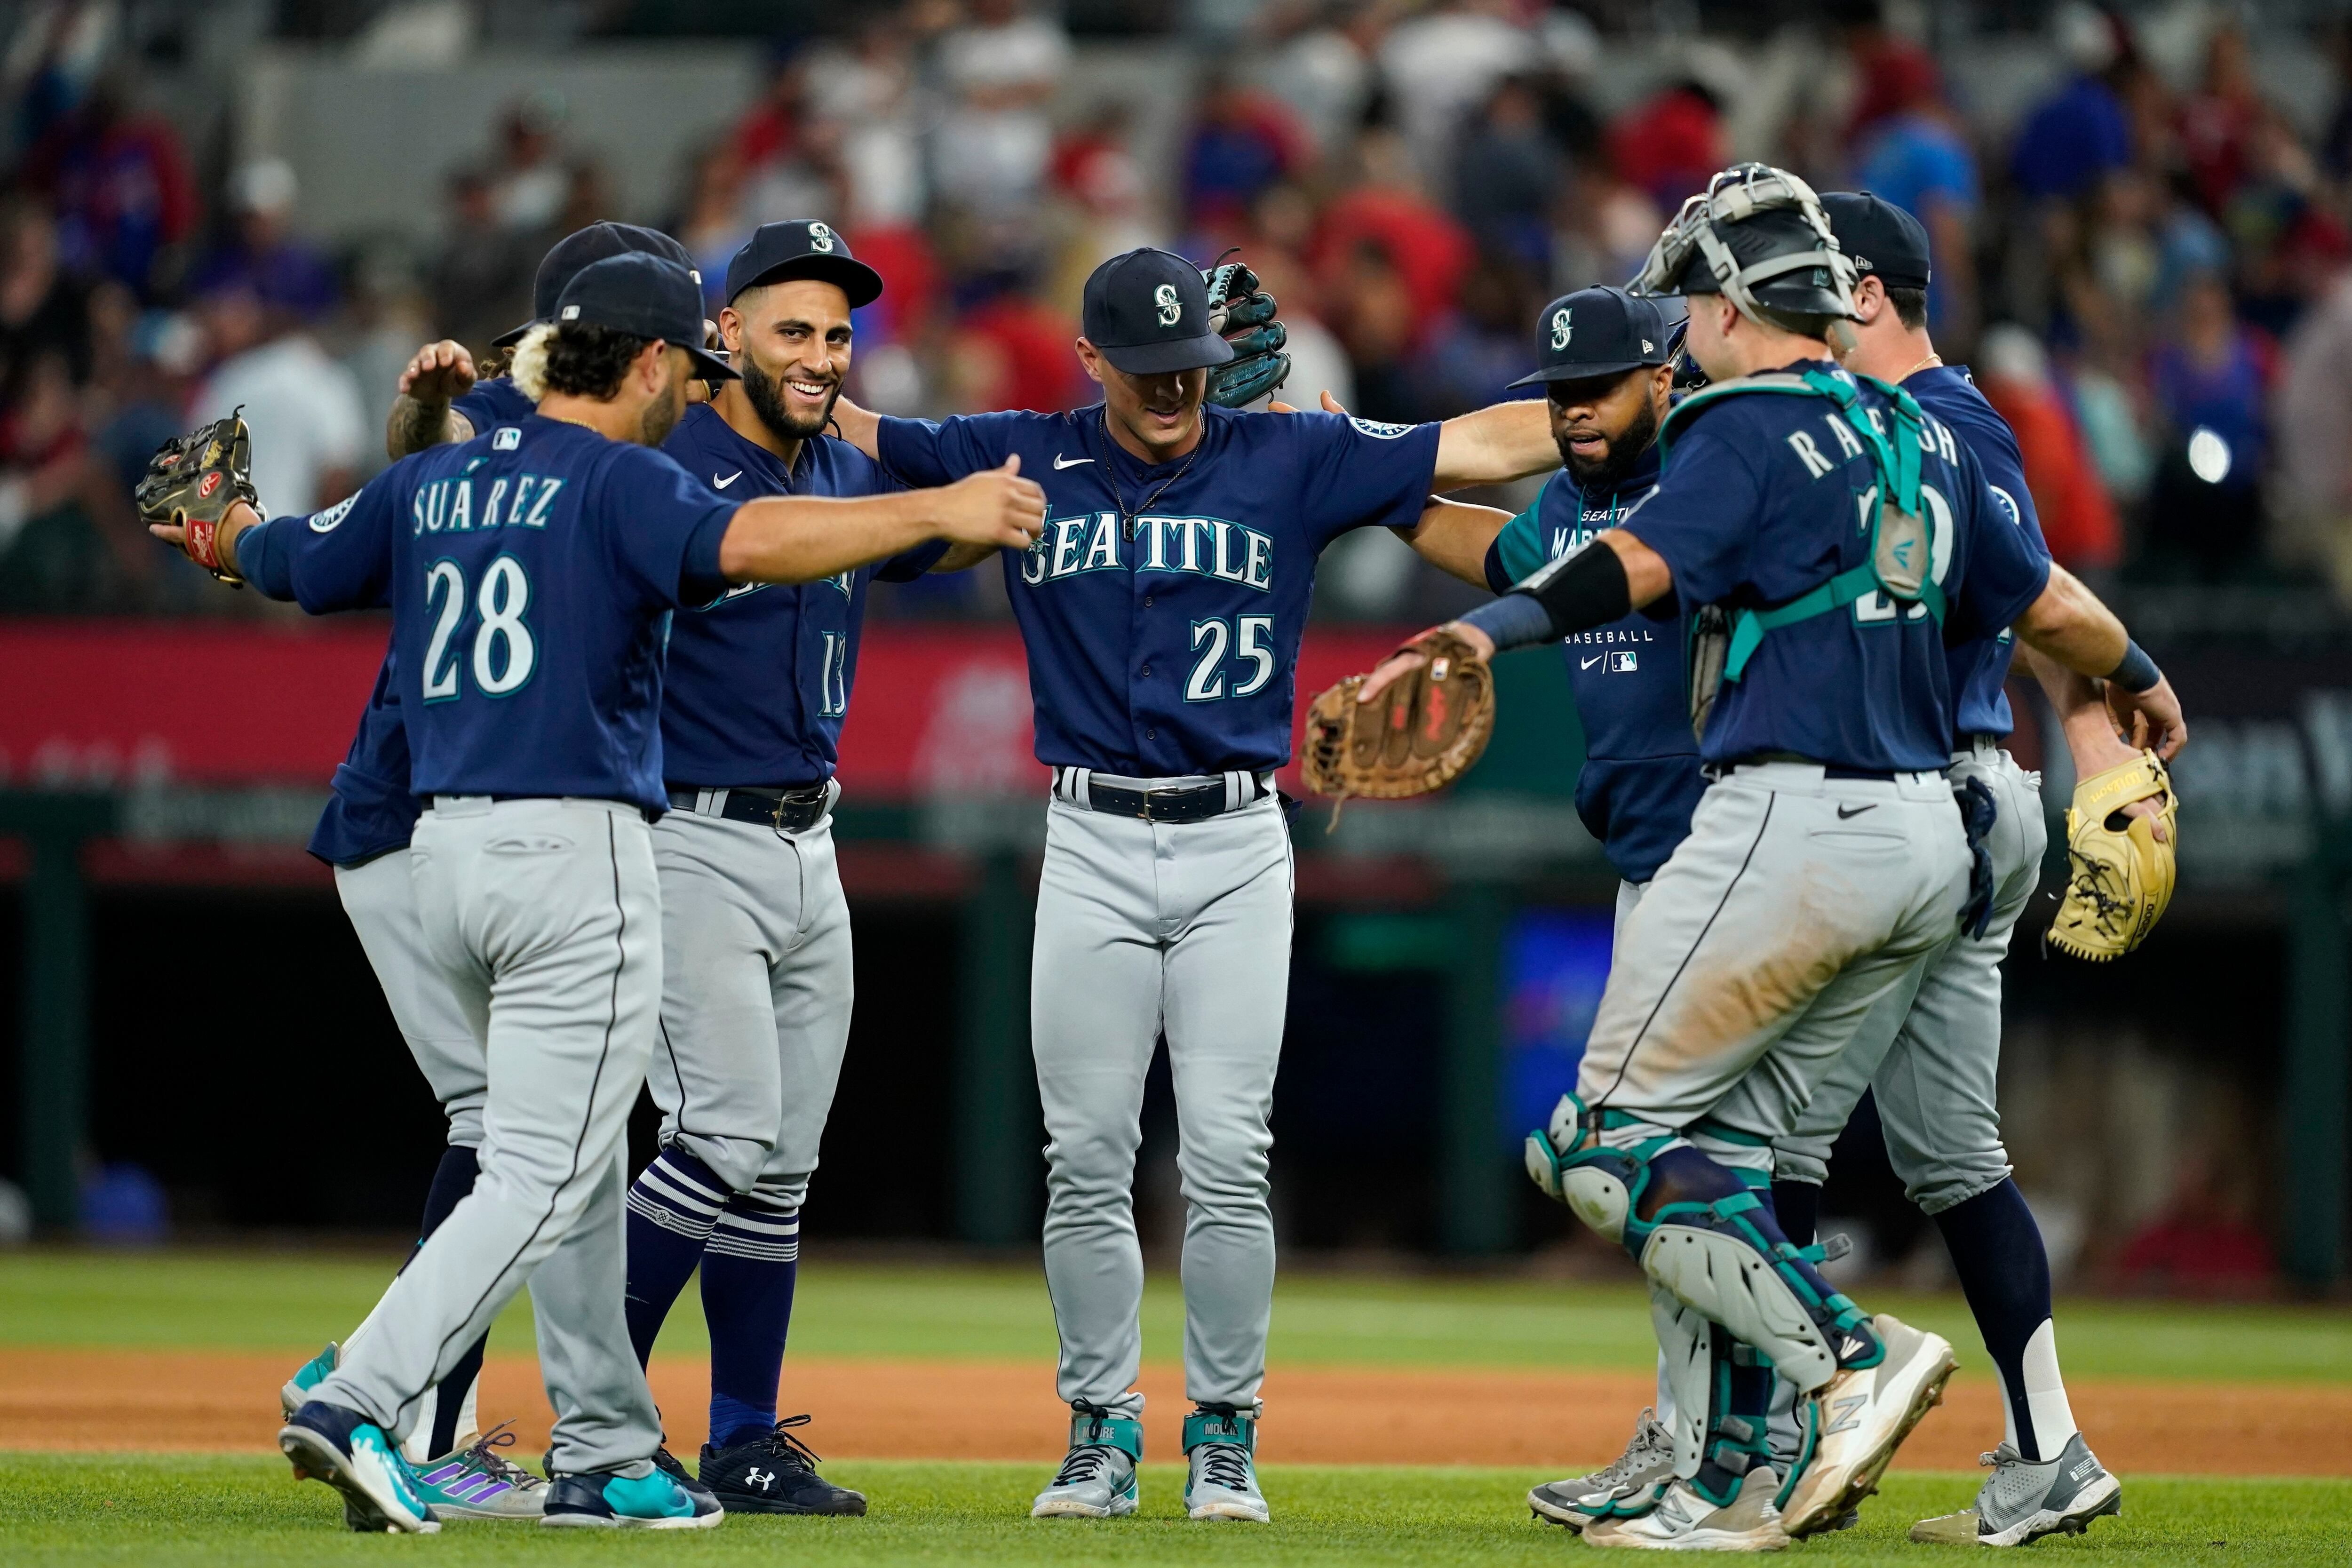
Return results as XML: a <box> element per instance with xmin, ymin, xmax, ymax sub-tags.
<box><xmin>422</xmin><ymin>554</ymin><xmax>536</xmax><ymax>701</ymax></box>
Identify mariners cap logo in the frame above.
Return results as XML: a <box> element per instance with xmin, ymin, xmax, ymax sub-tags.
<box><xmin>808</xmin><ymin>221</ymin><xmax>835</xmax><ymax>254</ymax></box>
<box><xmin>1154</xmin><ymin>283</ymin><xmax>1182</xmax><ymax>327</ymax></box>
<box><xmin>1550</xmin><ymin>307</ymin><xmax>1573</xmax><ymax>351</ymax></box>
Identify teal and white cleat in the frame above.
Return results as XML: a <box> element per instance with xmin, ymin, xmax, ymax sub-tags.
<box><xmin>1910</xmin><ymin>1433</ymin><xmax>2122</xmax><ymax>1547</ymax></box>
<box><xmin>1031</xmin><ymin>1402</ymin><xmax>1141</xmax><ymax>1519</ymax></box>
<box><xmin>1182</xmin><ymin>1406</ymin><xmax>1269</xmax><ymax>1523</ymax></box>
<box><xmin>541</xmin><ymin>1466</ymin><xmax>723</xmax><ymax>1529</ymax></box>
<box><xmin>279</xmin><ymin>1399</ymin><xmax>440</xmax><ymax>1533</ymax></box>
<box><xmin>278</xmin><ymin>1341</ymin><xmax>337</xmax><ymax>1421</ymax></box>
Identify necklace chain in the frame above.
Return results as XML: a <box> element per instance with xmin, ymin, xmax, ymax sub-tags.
<box><xmin>1900</xmin><ymin>351</ymin><xmax>1943</xmax><ymax>380</ymax></box>
<box><xmin>1100</xmin><ymin>409</ymin><xmax>1203</xmax><ymax>538</ymax></box>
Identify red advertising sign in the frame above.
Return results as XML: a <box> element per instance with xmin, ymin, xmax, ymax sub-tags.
<box><xmin>2</xmin><ymin>620</ymin><xmax>1406</xmax><ymax>796</ymax></box>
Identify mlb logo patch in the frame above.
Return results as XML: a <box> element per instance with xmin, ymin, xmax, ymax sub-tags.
<box><xmin>1607</xmin><ymin>651</ymin><xmax>1638</xmax><ymax>673</ymax></box>
<box><xmin>493</xmin><ymin>427</ymin><xmax>521</xmax><ymax>451</ymax></box>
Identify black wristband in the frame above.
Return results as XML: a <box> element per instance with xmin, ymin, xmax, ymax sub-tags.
<box><xmin>1460</xmin><ymin>590</ymin><xmax>1557</xmax><ymax>652</ymax></box>
<box><xmin>1485</xmin><ymin>534</ymin><xmax>1634</xmax><ymax>650</ymax></box>
<box><xmin>2108</xmin><ymin>638</ymin><xmax>2161</xmax><ymax>693</ymax></box>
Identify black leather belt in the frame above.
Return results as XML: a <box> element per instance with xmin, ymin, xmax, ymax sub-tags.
<box><xmin>1052</xmin><ymin>767</ymin><xmax>1273</xmax><ymax>823</ymax></box>
<box><xmin>1822</xmin><ymin>766</ymin><xmax>1897</xmax><ymax>782</ymax></box>
<box><xmin>666</xmin><ymin>783</ymin><xmax>832</xmax><ymax>834</ymax></box>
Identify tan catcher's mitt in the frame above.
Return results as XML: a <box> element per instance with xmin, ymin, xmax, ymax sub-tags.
<box><xmin>2046</xmin><ymin>750</ymin><xmax>2178</xmax><ymax>961</ymax></box>
<box><xmin>1301</xmin><ymin>628</ymin><xmax>1494</xmax><ymax>812</ymax></box>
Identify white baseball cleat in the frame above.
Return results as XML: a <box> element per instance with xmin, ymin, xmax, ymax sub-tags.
<box><xmin>1582</xmin><ymin>1466</ymin><xmax>1791</xmax><ymax>1552</ymax></box>
<box><xmin>1910</xmin><ymin>1433</ymin><xmax>2122</xmax><ymax>1547</ymax></box>
<box><xmin>1779</xmin><ymin>1313</ymin><xmax>1955</xmax><ymax>1537</ymax></box>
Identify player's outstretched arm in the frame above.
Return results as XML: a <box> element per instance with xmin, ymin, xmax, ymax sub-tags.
<box><xmin>2011</xmin><ymin>563</ymin><xmax>2185</xmax><ymax>760</ymax></box>
<box><xmin>1399</xmin><ymin>498</ymin><xmax>1510</xmax><ymax>589</ymax></box>
<box><xmin>1431</xmin><ymin>396</ymin><xmax>1557</xmax><ymax>491</ymax></box>
<box><xmin>386</xmin><ymin>340</ymin><xmax>479</xmax><ymax>458</ymax></box>
<box><xmin>1358</xmin><ymin>530</ymin><xmax>1674</xmax><ymax>703</ymax></box>
<box><xmin>2020</xmin><ymin>642</ymin><xmax>2171</xmax><ymax>839</ymax></box>
<box><xmin>719</xmin><ymin>456</ymin><xmax>1043</xmax><ymax>584</ymax></box>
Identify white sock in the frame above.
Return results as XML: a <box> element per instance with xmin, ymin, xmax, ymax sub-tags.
<box><xmin>2018</xmin><ymin>1318</ymin><xmax>2078</xmax><ymax>1458</ymax></box>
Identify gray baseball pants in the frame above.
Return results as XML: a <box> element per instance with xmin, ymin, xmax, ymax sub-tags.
<box><xmin>332</xmin><ymin>850</ymin><xmax>488</xmax><ymax>1461</ymax></box>
<box><xmin>645</xmin><ymin>796</ymin><xmax>854</xmax><ymax>1207</ymax></box>
<box><xmin>336</xmin><ymin>852</ymin><xmax>486</xmax><ymax>1148</ymax></box>
<box><xmin>312</xmin><ymin>797</ymin><xmax>663</xmax><ymax>1477</ymax></box>
<box><xmin>1032</xmin><ymin>787</ymin><xmax>1293</xmax><ymax>1421</ymax></box>
<box><xmin>1579</xmin><ymin>762</ymin><xmax>1973</xmax><ymax>1166</ymax></box>
<box><xmin>1773</xmin><ymin>744</ymin><xmax>2046</xmax><ymax>1213</ymax></box>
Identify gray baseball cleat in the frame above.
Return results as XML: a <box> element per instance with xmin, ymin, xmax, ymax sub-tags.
<box><xmin>1030</xmin><ymin>1402</ymin><xmax>1141</xmax><ymax>1519</ymax></box>
<box><xmin>1909</xmin><ymin>1433</ymin><xmax>2122</xmax><ymax>1547</ymax></box>
<box><xmin>1581</xmin><ymin>1465</ymin><xmax>1792</xmax><ymax>1552</ymax></box>
<box><xmin>1182</xmin><ymin>1406</ymin><xmax>1269</xmax><ymax>1523</ymax></box>
<box><xmin>1779</xmin><ymin>1313</ymin><xmax>1956</xmax><ymax>1537</ymax></box>
<box><xmin>1528</xmin><ymin>1407</ymin><xmax>1676</xmax><ymax>1530</ymax></box>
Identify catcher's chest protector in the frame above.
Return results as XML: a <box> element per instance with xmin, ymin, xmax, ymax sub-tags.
<box><xmin>1664</xmin><ymin>370</ymin><xmax>1945</xmax><ymax>736</ymax></box>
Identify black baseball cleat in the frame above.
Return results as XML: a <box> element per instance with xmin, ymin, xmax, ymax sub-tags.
<box><xmin>699</xmin><ymin>1414</ymin><xmax>867</xmax><ymax>1515</ymax></box>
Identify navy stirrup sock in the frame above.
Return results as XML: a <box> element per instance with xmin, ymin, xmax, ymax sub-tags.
<box><xmin>702</xmin><ymin>1192</ymin><xmax>802</xmax><ymax>1451</ymax></box>
<box><xmin>1771</xmin><ymin>1179</ymin><xmax>1820</xmax><ymax>1250</ymax></box>
<box><xmin>623</xmin><ymin>1147</ymin><xmax>731</xmax><ymax>1369</ymax></box>
<box><xmin>1933</xmin><ymin>1179</ymin><xmax>2058</xmax><ymax>1461</ymax></box>
<box><xmin>415</xmin><ymin>1145</ymin><xmax>485</xmax><ymax>1457</ymax></box>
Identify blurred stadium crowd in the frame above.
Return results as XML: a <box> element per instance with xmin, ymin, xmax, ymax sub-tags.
<box><xmin>8</xmin><ymin>0</ymin><xmax>2352</xmax><ymax>621</ymax></box>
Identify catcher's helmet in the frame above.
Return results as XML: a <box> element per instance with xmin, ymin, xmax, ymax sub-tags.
<box><xmin>1630</xmin><ymin>163</ymin><xmax>1859</xmax><ymax>327</ymax></box>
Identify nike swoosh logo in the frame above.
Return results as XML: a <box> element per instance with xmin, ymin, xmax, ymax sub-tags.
<box><xmin>1836</xmin><ymin>804</ymin><xmax>1876</xmax><ymax>819</ymax></box>
<box><xmin>714</xmin><ymin>471</ymin><xmax>741</xmax><ymax>489</ymax></box>
<box><xmin>1052</xmin><ymin>454</ymin><xmax>1093</xmax><ymax>469</ymax></box>
<box><xmin>1580</xmin><ymin>655</ymin><xmax>1603</xmax><ymax>669</ymax></box>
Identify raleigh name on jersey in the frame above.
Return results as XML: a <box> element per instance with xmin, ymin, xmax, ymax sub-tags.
<box><xmin>1624</xmin><ymin>360</ymin><xmax>2050</xmax><ymax>774</ymax></box>
<box><xmin>878</xmin><ymin>404</ymin><xmax>1441</xmax><ymax>777</ymax></box>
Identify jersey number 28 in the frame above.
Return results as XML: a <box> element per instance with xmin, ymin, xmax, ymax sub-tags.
<box><xmin>422</xmin><ymin>554</ymin><xmax>536</xmax><ymax>701</ymax></box>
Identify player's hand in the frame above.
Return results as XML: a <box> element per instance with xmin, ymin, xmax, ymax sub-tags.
<box><xmin>1358</xmin><ymin>620</ymin><xmax>1496</xmax><ymax>706</ymax></box>
<box><xmin>1267</xmin><ymin>390</ymin><xmax>1349</xmax><ymax>416</ymax></box>
<box><xmin>2107</xmin><ymin>674</ymin><xmax>2186</xmax><ymax>763</ymax></box>
<box><xmin>935</xmin><ymin>455</ymin><xmax>1047</xmax><ymax>549</ymax></box>
<box><xmin>149</xmin><ymin>496</ymin><xmax>260</xmax><ymax>565</ymax></box>
<box><xmin>398</xmin><ymin>340</ymin><xmax>477</xmax><ymax>405</ymax></box>
<box><xmin>2063</xmin><ymin>717</ymin><xmax>2172</xmax><ymax>843</ymax></box>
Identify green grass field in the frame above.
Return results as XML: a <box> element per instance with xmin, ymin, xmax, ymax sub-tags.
<box><xmin>8</xmin><ymin>1249</ymin><xmax>2352</xmax><ymax>1381</ymax></box>
<box><xmin>8</xmin><ymin>1250</ymin><xmax>2352</xmax><ymax>1564</ymax></box>
<box><xmin>4</xmin><ymin>1457</ymin><xmax>2345</xmax><ymax>1567</ymax></box>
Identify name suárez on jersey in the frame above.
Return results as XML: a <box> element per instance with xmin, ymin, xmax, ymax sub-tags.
<box><xmin>1022</xmin><ymin>511</ymin><xmax>1272</xmax><ymax>590</ymax></box>
<box><xmin>410</xmin><ymin>472</ymin><xmax>563</xmax><ymax>536</ymax></box>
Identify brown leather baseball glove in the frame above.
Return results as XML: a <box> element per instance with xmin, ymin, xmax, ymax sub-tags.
<box><xmin>1301</xmin><ymin>627</ymin><xmax>1495</xmax><ymax>812</ymax></box>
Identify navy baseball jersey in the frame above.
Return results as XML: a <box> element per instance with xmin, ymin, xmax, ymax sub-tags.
<box><xmin>1905</xmin><ymin>365</ymin><xmax>2052</xmax><ymax>743</ymax></box>
<box><xmin>1625</xmin><ymin>361</ymin><xmax>2050</xmax><ymax>773</ymax></box>
<box><xmin>658</xmin><ymin>403</ymin><xmax>945</xmax><ymax>787</ymax></box>
<box><xmin>453</xmin><ymin>375</ymin><xmax>537</xmax><ymax>432</ymax></box>
<box><xmin>1486</xmin><ymin>446</ymin><xmax>1704</xmax><ymax>884</ymax></box>
<box><xmin>879</xmin><ymin>404</ymin><xmax>1441</xmax><ymax>775</ymax></box>
<box><xmin>308</xmin><ymin>651</ymin><xmax>422</xmax><ymax>867</ymax></box>
<box><xmin>237</xmin><ymin>414</ymin><xmax>738</xmax><ymax>812</ymax></box>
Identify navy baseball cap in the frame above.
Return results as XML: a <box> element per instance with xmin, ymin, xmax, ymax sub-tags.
<box><xmin>553</xmin><ymin>254</ymin><xmax>738</xmax><ymax>382</ymax></box>
<box><xmin>1508</xmin><ymin>287</ymin><xmax>1672</xmax><ymax>389</ymax></box>
<box><xmin>494</xmin><ymin>221</ymin><xmax>700</xmax><ymax>347</ymax></box>
<box><xmin>1081</xmin><ymin>248</ymin><xmax>1235</xmax><ymax>375</ymax></box>
<box><xmin>1821</xmin><ymin>192</ymin><xmax>1931</xmax><ymax>291</ymax></box>
<box><xmin>724</xmin><ymin>219</ymin><xmax>883</xmax><ymax>309</ymax></box>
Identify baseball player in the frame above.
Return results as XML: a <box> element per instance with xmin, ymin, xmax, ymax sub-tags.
<box><xmin>1362</xmin><ymin>164</ymin><xmax>2180</xmax><ymax>1549</ymax></box>
<box><xmin>148</xmin><ymin>252</ymin><xmax>1043</xmax><ymax>1531</ymax></box>
<box><xmin>270</xmin><ymin>221</ymin><xmax>707</xmax><ymax>1525</ymax></box>
<box><xmin>1761</xmin><ymin>192</ymin><xmax>2177</xmax><ymax>1547</ymax></box>
<box><xmin>827</xmin><ymin>246</ymin><xmax>1557</xmax><ymax>1523</ymax></box>
<box><xmin>612</xmin><ymin>220</ymin><xmax>942</xmax><ymax>1517</ymax></box>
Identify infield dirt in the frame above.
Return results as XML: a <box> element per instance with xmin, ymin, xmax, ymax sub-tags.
<box><xmin>3</xmin><ymin>1349</ymin><xmax>2340</xmax><ymax>1474</ymax></box>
